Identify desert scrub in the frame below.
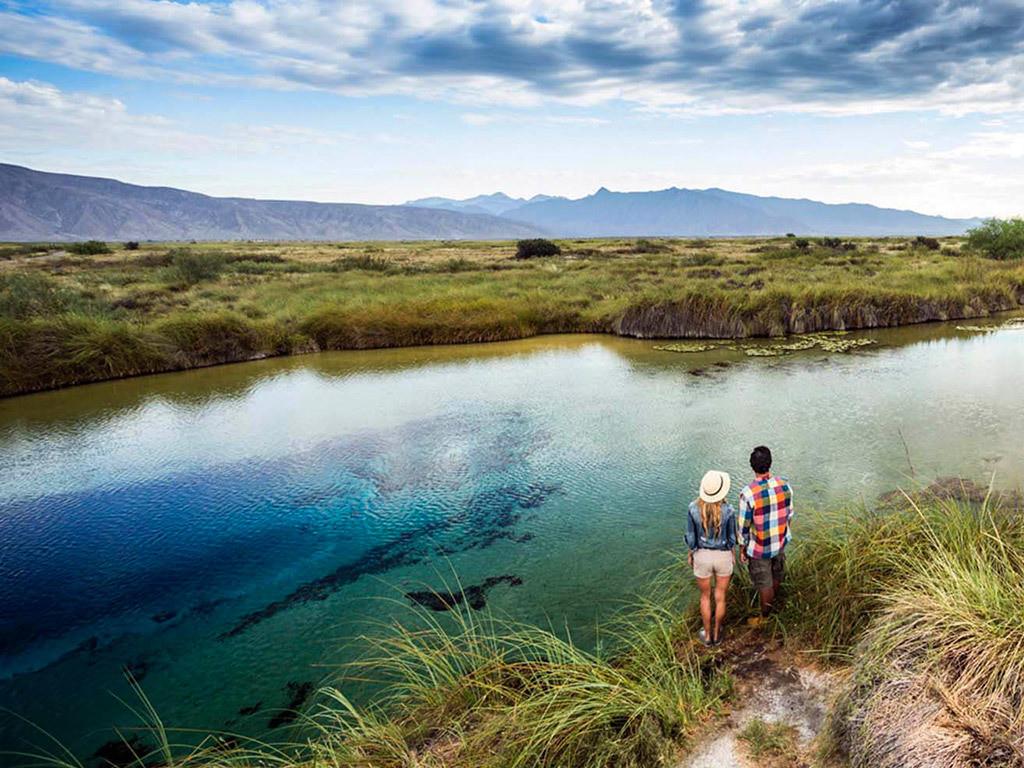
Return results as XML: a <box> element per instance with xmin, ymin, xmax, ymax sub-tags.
<box><xmin>66</xmin><ymin>240</ymin><xmax>111</xmax><ymax>255</ymax></box>
<box><xmin>0</xmin><ymin>272</ymin><xmax>102</xmax><ymax>319</ymax></box>
<box><xmin>966</xmin><ymin>217</ymin><xmax>1024</xmax><ymax>260</ymax></box>
<box><xmin>166</xmin><ymin>249</ymin><xmax>225</xmax><ymax>285</ymax></box>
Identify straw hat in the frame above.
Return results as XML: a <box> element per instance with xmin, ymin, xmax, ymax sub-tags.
<box><xmin>699</xmin><ymin>470</ymin><xmax>731</xmax><ymax>503</ymax></box>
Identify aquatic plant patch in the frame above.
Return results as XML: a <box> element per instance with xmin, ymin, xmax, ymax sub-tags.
<box><xmin>653</xmin><ymin>342</ymin><xmax>720</xmax><ymax>353</ymax></box>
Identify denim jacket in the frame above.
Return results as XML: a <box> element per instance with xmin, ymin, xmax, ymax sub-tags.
<box><xmin>685</xmin><ymin>500</ymin><xmax>737</xmax><ymax>551</ymax></box>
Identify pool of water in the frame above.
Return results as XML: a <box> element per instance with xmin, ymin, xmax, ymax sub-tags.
<box><xmin>1</xmin><ymin>317</ymin><xmax>1022</xmax><ymax>760</ymax></box>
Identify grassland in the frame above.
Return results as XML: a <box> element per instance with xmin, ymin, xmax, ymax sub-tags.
<box><xmin>25</xmin><ymin>484</ymin><xmax>1022</xmax><ymax>768</ymax></box>
<box><xmin>2</xmin><ymin>236</ymin><xmax>1023</xmax><ymax>396</ymax></box>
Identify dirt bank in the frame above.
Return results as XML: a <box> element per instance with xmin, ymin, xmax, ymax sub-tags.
<box><xmin>614</xmin><ymin>290</ymin><xmax>1024</xmax><ymax>339</ymax></box>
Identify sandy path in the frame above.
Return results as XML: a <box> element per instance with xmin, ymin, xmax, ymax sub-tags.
<box><xmin>679</xmin><ymin>631</ymin><xmax>836</xmax><ymax>768</ymax></box>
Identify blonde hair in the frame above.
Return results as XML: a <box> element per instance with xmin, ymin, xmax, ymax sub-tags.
<box><xmin>698</xmin><ymin>498</ymin><xmax>722</xmax><ymax>538</ymax></box>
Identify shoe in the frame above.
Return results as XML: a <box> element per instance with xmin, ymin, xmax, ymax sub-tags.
<box><xmin>697</xmin><ymin>628</ymin><xmax>712</xmax><ymax>646</ymax></box>
<box><xmin>712</xmin><ymin>628</ymin><xmax>724</xmax><ymax>646</ymax></box>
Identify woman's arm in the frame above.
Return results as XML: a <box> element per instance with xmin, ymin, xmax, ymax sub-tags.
<box><xmin>684</xmin><ymin>503</ymin><xmax>698</xmax><ymax>551</ymax></box>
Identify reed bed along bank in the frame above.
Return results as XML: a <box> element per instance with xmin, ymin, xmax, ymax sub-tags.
<box><xmin>16</xmin><ymin>483</ymin><xmax>1023</xmax><ymax>768</ymax></box>
<box><xmin>2</xmin><ymin>236</ymin><xmax>1023</xmax><ymax>396</ymax></box>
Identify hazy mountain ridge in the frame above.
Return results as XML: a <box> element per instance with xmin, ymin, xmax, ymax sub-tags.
<box><xmin>504</xmin><ymin>187</ymin><xmax>981</xmax><ymax>237</ymax></box>
<box><xmin>406</xmin><ymin>192</ymin><xmax>560</xmax><ymax>217</ymax></box>
<box><xmin>0</xmin><ymin>164</ymin><xmax>983</xmax><ymax>242</ymax></box>
<box><xmin>0</xmin><ymin>164</ymin><xmax>545</xmax><ymax>241</ymax></box>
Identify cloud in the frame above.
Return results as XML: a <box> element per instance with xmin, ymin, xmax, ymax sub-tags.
<box><xmin>461</xmin><ymin>112</ymin><xmax>609</xmax><ymax>126</ymax></box>
<box><xmin>2</xmin><ymin>0</ymin><xmax>1023</xmax><ymax>115</ymax></box>
<box><xmin>0</xmin><ymin>77</ymin><xmax>353</xmax><ymax>154</ymax></box>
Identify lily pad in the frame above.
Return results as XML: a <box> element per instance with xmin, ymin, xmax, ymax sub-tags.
<box><xmin>653</xmin><ymin>342</ymin><xmax>719</xmax><ymax>353</ymax></box>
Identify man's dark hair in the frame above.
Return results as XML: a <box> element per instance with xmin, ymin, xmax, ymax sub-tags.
<box><xmin>750</xmin><ymin>445</ymin><xmax>772</xmax><ymax>474</ymax></box>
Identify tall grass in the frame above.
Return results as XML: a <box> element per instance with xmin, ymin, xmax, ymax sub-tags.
<box><xmin>305</xmin><ymin>593</ymin><xmax>729</xmax><ymax>768</ymax></box>
<box><xmin>808</xmin><ymin>491</ymin><xmax>1024</xmax><ymax>767</ymax></box>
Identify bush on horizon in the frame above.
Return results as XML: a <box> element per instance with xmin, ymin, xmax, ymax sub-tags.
<box><xmin>966</xmin><ymin>217</ymin><xmax>1024</xmax><ymax>260</ymax></box>
<box><xmin>66</xmin><ymin>240</ymin><xmax>111</xmax><ymax>255</ymax></box>
<box><xmin>515</xmin><ymin>238</ymin><xmax>561</xmax><ymax>259</ymax></box>
<box><xmin>167</xmin><ymin>249</ymin><xmax>225</xmax><ymax>284</ymax></box>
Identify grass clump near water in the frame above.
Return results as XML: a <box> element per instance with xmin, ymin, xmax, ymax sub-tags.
<box><xmin>306</xmin><ymin>600</ymin><xmax>729</xmax><ymax>768</ymax></box>
<box><xmin>1</xmin><ymin>235</ymin><xmax>1023</xmax><ymax>395</ymax></box>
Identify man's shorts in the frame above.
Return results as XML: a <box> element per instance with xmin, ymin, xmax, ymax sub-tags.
<box><xmin>693</xmin><ymin>549</ymin><xmax>735</xmax><ymax>579</ymax></box>
<box><xmin>748</xmin><ymin>552</ymin><xmax>785</xmax><ymax>589</ymax></box>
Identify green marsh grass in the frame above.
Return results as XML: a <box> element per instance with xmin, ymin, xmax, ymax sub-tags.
<box><xmin>1</xmin><ymin>236</ymin><xmax>1022</xmax><ymax>394</ymax></box>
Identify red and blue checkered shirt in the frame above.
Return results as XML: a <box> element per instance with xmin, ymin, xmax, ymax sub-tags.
<box><xmin>738</xmin><ymin>475</ymin><xmax>793</xmax><ymax>559</ymax></box>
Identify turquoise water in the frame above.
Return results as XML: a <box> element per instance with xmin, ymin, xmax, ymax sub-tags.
<box><xmin>1</xmin><ymin>318</ymin><xmax>1022</xmax><ymax>761</ymax></box>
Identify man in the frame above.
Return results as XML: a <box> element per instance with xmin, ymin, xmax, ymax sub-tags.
<box><xmin>737</xmin><ymin>445</ymin><xmax>793</xmax><ymax>618</ymax></box>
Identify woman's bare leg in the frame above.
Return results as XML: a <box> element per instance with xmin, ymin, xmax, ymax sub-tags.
<box><xmin>696</xmin><ymin>576</ymin><xmax>712</xmax><ymax>640</ymax></box>
<box><xmin>713</xmin><ymin>575</ymin><xmax>731</xmax><ymax>642</ymax></box>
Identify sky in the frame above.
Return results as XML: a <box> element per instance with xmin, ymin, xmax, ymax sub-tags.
<box><xmin>1</xmin><ymin>1</ymin><xmax>1024</xmax><ymax>218</ymax></box>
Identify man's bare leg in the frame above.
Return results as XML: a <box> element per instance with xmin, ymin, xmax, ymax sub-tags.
<box><xmin>758</xmin><ymin>585</ymin><xmax>775</xmax><ymax>616</ymax></box>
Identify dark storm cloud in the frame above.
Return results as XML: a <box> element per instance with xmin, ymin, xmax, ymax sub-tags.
<box><xmin>6</xmin><ymin>0</ymin><xmax>1024</xmax><ymax>111</ymax></box>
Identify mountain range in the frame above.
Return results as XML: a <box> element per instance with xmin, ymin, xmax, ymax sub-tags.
<box><xmin>0</xmin><ymin>163</ymin><xmax>981</xmax><ymax>241</ymax></box>
<box><xmin>0</xmin><ymin>164</ymin><xmax>543</xmax><ymax>242</ymax></box>
<box><xmin>412</xmin><ymin>188</ymin><xmax>981</xmax><ymax>237</ymax></box>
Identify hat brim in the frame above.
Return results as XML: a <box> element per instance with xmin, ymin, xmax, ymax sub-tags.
<box><xmin>699</xmin><ymin>473</ymin><xmax>731</xmax><ymax>503</ymax></box>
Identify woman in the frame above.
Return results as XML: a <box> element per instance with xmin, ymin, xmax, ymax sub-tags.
<box><xmin>685</xmin><ymin>470</ymin><xmax>737</xmax><ymax>646</ymax></box>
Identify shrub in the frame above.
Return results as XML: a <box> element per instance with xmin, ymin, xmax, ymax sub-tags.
<box><xmin>331</xmin><ymin>254</ymin><xmax>393</xmax><ymax>272</ymax></box>
<box><xmin>515</xmin><ymin>238</ymin><xmax>561</xmax><ymax>259</ymax></box>
<box><xmin>124</xmin><ymin>241</ymin><xmax>141</xmax><ymax>251</ymax></box>
<box><xmin>168</xmin><ymin>249</ymin><xmax>225</xmax><ymax>284</ymax></box>
<box><xmin>156</xmin><ymin>312</ymin><xmax>273</xmax><ymax>365</ymax></box>
<box><xmin>820</xmin><ymin>237</ymin><xmax>843</xmax><ymax>249</ymax></box>
<box><xmin>0</xmin><ymin>273</ymin><xmax>93</xmax><ymax>319</ymax></box>
<box><xmin>0</xmin><ymin>243</ymin><xmax>52</xmax><ymax>259</ymax></box>
<box><xmin>785</xmin><ymin>232</ymin><xmax>796</xmax><ymax>238</ymax></box>
<box><xmin>0</xmin><ymin>314</ymin><xmax>169</xmax><ymax>394</ymax></box>
<box><xmin>794</xmin><ymin>238</ymin><xmax>811</xmax><ymax>250</ymax></box>
<box><xmin>630</xmin><ymin>238</ymin><xmax>670</xmax><ymax>254</ymax></box>
<box><xmin>966</xmin><ymin>217</ymin><xmax>1024</xmax><ymax>260</ymax></box>
<box><xmin>66</xmin><ymin>240</ymin><xmax>111</xmax><ymax>255</ymax></box>
<box><xmin>913</xmin><ymin>235</ymin><xmax>940</xmax><ymax>251</ymax></box>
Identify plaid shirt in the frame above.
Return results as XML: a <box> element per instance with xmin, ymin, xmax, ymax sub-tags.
<box><xmin>738</xmin><ymin>474</ymin><xmax>793</xmax><ymax>559</ymax></box>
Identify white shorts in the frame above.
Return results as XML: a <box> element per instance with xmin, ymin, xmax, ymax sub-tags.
<box><xmin>693</xmin><ymin>549</ymin><xmax>734</xmax><ymax>579</ymax></box>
